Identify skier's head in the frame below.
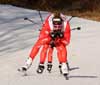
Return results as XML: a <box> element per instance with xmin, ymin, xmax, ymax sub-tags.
<box><xmin>53</xmin><ymin>11</ymin><xmax>63</xmax><ymax>31</ymax></box>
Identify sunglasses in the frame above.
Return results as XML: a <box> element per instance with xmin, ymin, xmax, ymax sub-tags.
<box><xmin>53</xmin><ymin>21</ymin><xmax>62</xmax><ymax>25</ymax></box>
<box><xmin>53</xmin><ymin>24</ymin><xmax>63</xmax><ymax>29</ymax></box>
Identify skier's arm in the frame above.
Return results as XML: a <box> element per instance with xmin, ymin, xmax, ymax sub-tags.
<box><xmin>61</xmin><ymin>22</ymin><xmax>71</xmax><ymax>45</ymax></box>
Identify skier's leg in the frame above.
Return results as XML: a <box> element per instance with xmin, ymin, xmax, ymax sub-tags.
<box><xmin>61</xmin><ymin>45</ymin><xmax>67</xmax><ymax>63</ymax></box>
<box><xmin>18</xmin><ymin>39</ymin><xmax>42</xmax><ymax>72</ymax></box>
<box><xmin>40</xmin><ymin>44</ymin><xmax>49</xmax><ymax>64</ymax></box>
<box><xmin>60</xmin><ymin>45</ymin><xmax>69</xmax><ymax>79</ymax></box>
<box><xmin>56</xmin><ymin>45</ymin><xmax>63</xmax><ymax>74</ymax></box>
<box><xmin>37</xmin><ymin>44</ymin><xmax>49</xmax><ymax>74</ymax></box>
<box><xmin>56</xmin><ymin>46</ymin><xmax>63</xmax><ymax>64</ymax></box>
<box><xmin>56</xmin><ymin>45</ymin><xmax>69</xmax><ymax>76</ymax></box>
<box><xmin>60</xmin><ymin>45</ymin><xmax>70</xmax><ymax>71</ymax></box>
<box><xmin>47</xmin><ymin>47</ymin><xmax>53</xmax><ymax>72</ymax></box>
<box><xmin>48</xmin><ymin>47</ymin><xmax>53</xmax><ymax>63</ymax></box>
<box><xmin>29</xmin><ymin>39</ymin><xmax>43</xmax><ymax>60</ymax></box>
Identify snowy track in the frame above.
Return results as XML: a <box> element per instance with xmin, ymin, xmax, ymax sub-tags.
<box><xmin>0</xmin><ymin>5</ymin><xmax>100</xmax><ymax>85</ymax></box>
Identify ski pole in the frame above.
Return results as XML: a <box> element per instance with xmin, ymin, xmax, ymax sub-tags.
<box><xmin>67</xmin><ymin>16</ymin><xmax>81</xmax><ymax>31</ymax></box>
<box><xmin>68</xmin><ymin>16</ymin><xmax>75</xmax><ymax>22</ymax></box>
<box><xmin>71</xmin><ymin>27</ymin><xmax>81</xmax><ymax>31</ymax></box>
<box><xmin>24</xmin><ymin>17</ymin><xmax>40</xmax><ymax>25</ymax></box>
<box><xmin>24</xmin><ymin>17</ymin><xmax>34</xmax><ymax>23</ymax></box>
<box><xmin>38</xmin><ymin>10</ymin><xmax>44</xmax><ymax>24</ymax></box>
<box><xmin>24</xmin><ymin>17</ymin><xmax>42</xmax><ymax>31</ymax></box>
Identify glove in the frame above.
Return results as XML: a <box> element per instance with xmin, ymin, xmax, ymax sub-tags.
<box><xmin>50</xmin><ymin>31</ymin><xmax>64</xmax><ymax>40</ymax></box>
<box><xmin>57</xmin><ymin>31</ymin><xmax>64</xmax><ymax>38</ymax></box>
<box><xmin>50</xmin><ymin>32</ymin><xmax>57</xmax><ymax>40</ymax></box>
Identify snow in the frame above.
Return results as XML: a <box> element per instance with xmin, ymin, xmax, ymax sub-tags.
<box><xmin>0</xmin><ymin>4</ymin><xmax>100</xmax><ymax>85</ymax></box>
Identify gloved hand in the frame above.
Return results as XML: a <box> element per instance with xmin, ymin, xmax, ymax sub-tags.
<box><xmin>50</xmin><ymin>30</ymin><xmax>64</xmax><ymax>40</ymax></box>
<box><xmin>57</xmin><ymin>31</ymin><xmax>64</xmax><ymax>38</ymax></box>
<box><xmin>50</xmin><ymin>32</ymin><xmax>57</xmax><ymax>40</ymax></box>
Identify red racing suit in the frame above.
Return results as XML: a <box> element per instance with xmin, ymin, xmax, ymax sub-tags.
<box><xmin>29</xmin><ymin>13</ymin><xmax>71</xmax><ymax>64</ymax></box>
<box><xmin>29</xmin><ymin>15</ymin><xmax>51</xmax><ymax>61</ymax></box>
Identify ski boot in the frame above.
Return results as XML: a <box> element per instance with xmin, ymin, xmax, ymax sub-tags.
<box><xmin>18</xmin><ymin>57</ymin><xmax>32</xmax><ymax>72</ymax></box>
<box><xmin>59</xmin><ymin>62</ymin><xmax>70</xmax><ymax>73</ymax></box>
<box><xmin>37</xmin><ymin>64</ymin><xmax>45</xmax><ymax>74</ymax></box>
<box><xmin>18</xmin><ymin>65</ymin><xmax>30</xmax><ymax>76</ymax></box>
<box><xmin>47</xmin><ymin>62</ymin><xmax>52</xmax><ymax>73</ymax></box>
<box><xmin>18</xmin><ymin>65</ymin><xmax>28</xmax><ymax>72</ymax></box>
<box><xmin>61</xmin><ymin>63</ymin><xmax>69</xmax><ymax>80</ymax></box>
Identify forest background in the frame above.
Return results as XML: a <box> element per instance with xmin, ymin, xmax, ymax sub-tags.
<box><xmin>0</xmin><ymin>0</ymin><xmax>100</xmax><ymax>21</ymax></box>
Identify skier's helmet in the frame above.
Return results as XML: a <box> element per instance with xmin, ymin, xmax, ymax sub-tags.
<box><xmin>52</xmin><ymin>12</ymin><xmax>63</xmax><ymax>30</ymax></box>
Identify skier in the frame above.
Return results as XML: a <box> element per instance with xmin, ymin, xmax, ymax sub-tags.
<box><xmin>18</xmin><ymin>11</ymin><xmax>71</xmax><ymax>77</ymax></box>
<box><xmin>37</xmin><ymin>13</ymin><xmax>70</xmax><ymax>73</ymax></box>
<box><xmin>36</xmin><ymin>12</ymin><xmax>71</xmax><ymax>75</ymax></box>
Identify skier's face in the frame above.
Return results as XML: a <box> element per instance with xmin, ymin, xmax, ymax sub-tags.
<box><xmin>53</xmin><ymin>24</ymin><xmax>62</xmax><ymax>30</ymax></box>
<box><xmin>53</xmin><ymin>18</ymin><xmax>63</xmax><ymax>30</ymax></box>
